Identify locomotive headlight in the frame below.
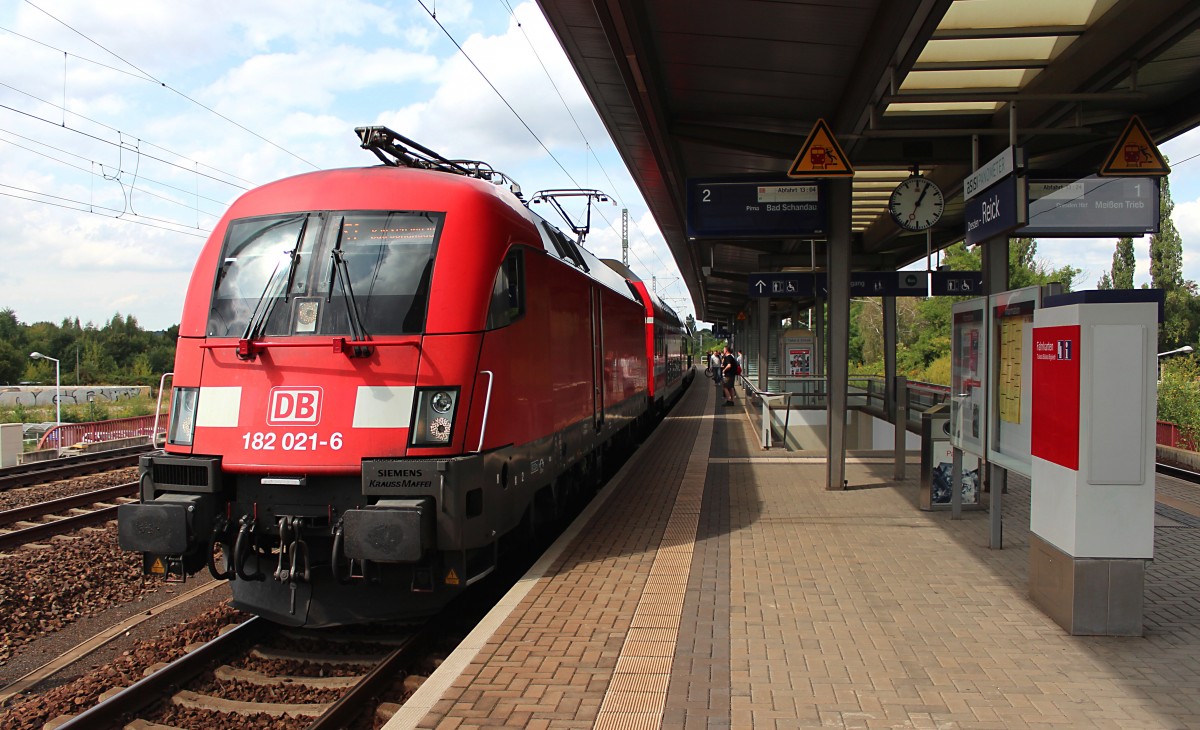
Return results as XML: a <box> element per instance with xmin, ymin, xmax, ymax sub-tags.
<box><xmin>167</xmin><ymin>387</ymin><xmax>199</xmax><ymax>446</ymax></box>
<box><xmin>411</xmin><ymin>387</ymin><xmax>459</xmax><ymax>447</ymax></box>
<box><xmin>430</xmin><ymin>391</ymin><xmax>453</xmax><ymax>414</ymax></box>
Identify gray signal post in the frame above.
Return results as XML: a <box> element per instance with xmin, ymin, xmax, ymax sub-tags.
<box><xmin>963</xmin><ymin>141</ymin><xmax>1027</xmax><ymax>548</ymax></box>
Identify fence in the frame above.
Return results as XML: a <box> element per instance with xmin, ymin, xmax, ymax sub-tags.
<box><xmin>36</xmin><ymin>414</ymin><xmax>165</xmax><ymax>450</ymax></box>
<box><xmin>1157</xmin><ymin>420</ymin><xmax>1197</xmax><ymax>451</ymax></box>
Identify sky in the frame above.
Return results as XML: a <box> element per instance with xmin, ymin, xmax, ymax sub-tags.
<box><xmin>1</xmin><ymin>0</ymin><xmax>1199</xmax><ymax>334</ymax></box>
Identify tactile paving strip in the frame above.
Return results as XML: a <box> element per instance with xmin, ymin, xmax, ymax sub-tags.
<box><xmin>593</xmin><ymin>388</ymin><xmax>715</xmax><ymax>730</ymax></box>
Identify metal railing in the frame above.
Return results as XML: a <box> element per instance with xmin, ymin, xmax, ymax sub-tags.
<box><xmin>739</xmin><ymin>375</ymin><xmax>951</xmax><ymax>450</ymax></box>
<box><xmin>36</xmin><ymin>414</ymin><xmax>166</xmax><ymax>451</ymax></box>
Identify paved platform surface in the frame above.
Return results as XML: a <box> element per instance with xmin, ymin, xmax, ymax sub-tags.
<box><xmin>388</xmin><ymin>378</ymin><xmax>1200</xmax><ymax>729</ymax></box>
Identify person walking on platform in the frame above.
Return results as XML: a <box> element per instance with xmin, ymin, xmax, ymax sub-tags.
<box><xmin>711</xmin><ymin>351</ymin><xmax>722</xmax><ymax>386</ymax></box>
<box><xmin>721</xmin><ymin>346</ymin><xmax>738</xmax><ymax>405</ymax></box>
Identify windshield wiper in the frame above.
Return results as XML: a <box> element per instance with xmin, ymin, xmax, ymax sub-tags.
<box><xmin>237</xmin><ymin>218</ymin><xmax>308</xmax><ymax>359</ymax></box>
<box><xmin>327</xmin><ymin>219</ymin><xmax>372</xmax><ymax>357</ymax></box>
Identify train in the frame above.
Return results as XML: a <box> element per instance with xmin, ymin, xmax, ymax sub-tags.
<box><xmin>118</xmin><ymin>126</ymin><xmax>692</xmax><ymax>626</ymax></box>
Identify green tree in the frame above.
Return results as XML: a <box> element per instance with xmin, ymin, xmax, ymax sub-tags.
<box><xmin>0</xmin><ymin>308</ymin><xmax>24</xmax><ymax>351</ymax></box>
<box><xmin>1112</xmin><ymin>237</ymin><xmax>1137</xmax><ymax>289</ymax></box>
<box><xmin>1146</xmin><ymin>172</ymin><xmax>1195</xmax><ymax>350</ymax></box>
<box><xmin>1150</xmin><ymin>176</ymin><xmax>1183</xmax><ymax>292</ymax></box>
<box><xmin>0</xmin><ymin>338</ymin><xmax>25</xmax><ymax>385</ymax></box>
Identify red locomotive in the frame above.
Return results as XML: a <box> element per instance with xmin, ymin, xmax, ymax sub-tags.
<box><xmin>118</xmin><ymin>127</ymin><xmax>691</xmax><ymax>626</ymax></box>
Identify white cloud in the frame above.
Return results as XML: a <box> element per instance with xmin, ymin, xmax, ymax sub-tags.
<box><xmin>0</xmin><ymin>0</ymin><xmax>690</xmax><ymax>330</ymax></box>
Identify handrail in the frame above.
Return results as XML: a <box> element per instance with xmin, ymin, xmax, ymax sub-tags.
<box><xmin>153</xmin><ymin>372</ymin><xmax>173</xmax><ymax>449</ymax></box>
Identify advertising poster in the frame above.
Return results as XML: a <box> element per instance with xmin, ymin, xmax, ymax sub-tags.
<box><xmin>788</xmin><ymin>348</ymin><xmax>812</xmax><ymax>376</ymax></box>
<box><xmin>950</xmin><ymin>298</ymin><xmax>987</xmax><ymax>457</ymax></box>
<box><xmin>931</xmin><ymin>436</ymin><xmax>981</xmax><ymax>506</ymax></box>
<box><xmin>780</xmin><ymin>329</ymin><xmax>816</xmax><ymax>376</ymax></box>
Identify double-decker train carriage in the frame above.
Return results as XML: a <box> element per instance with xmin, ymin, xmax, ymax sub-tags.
<box><xmin>118</xmin><ymin>127</ymin><xmax>690</xmax><ymax>626</ymax></box>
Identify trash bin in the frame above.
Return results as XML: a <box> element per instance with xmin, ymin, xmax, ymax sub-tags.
<box><xmin>920</xmin><ymin>403</ymin><xmax>982</xmax><ymax>511</ymax></box>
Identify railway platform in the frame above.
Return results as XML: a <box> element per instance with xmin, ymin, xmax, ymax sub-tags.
<box><xmin>386</xmin><ymin>378</ymin><xmax>1200</xmax><ymax>729</ymax></box>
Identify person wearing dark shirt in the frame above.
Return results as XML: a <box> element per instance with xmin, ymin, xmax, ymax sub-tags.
<box><xmin>721</xmin><ymin>346</ymin><xmax>738</xmax><ymax>405</ymax></box>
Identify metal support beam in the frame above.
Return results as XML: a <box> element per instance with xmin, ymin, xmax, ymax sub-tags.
<box><xmin>894</xmin><ymin>375</ymin><xmax>907</xmax><ymax>480</ymax></box>
<box><xmin>883</xmin><ymin>296</ymin><xmax>897</xmax><ymax>423</ymax></box>
<box><xmin>982</xmin><ymin>235</ymin><xmax>1009</xmax><ymax>549</ymax></box>
<box><xmin>758</xmin><ymin>296</ymin><xmax>769</xmax><ymax>392</ymax></box>
<box><xmin>814</xmin><ymin>298</ymin><xmax>825</xmax><ymax>378</ymax></box>
<box><xmin>827</xmin><ymin>179</ymin><xmax>852</xmax><ymax>491</ymax></box>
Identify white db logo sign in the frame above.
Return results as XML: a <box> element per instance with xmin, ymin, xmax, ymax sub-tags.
<box><xmin>267</xmin><ymin>387</ymin><xmax>322</xmax><ymax>425</ymax></box>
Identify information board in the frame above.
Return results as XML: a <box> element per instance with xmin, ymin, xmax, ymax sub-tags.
<box><xmin>964</xmin><ymin>174</ymin><xmax>1026</xmax><ymax>246</ymax></box>
<box><xmin>1022</xmin><ymin>176</ymin><xmax>1160</xmax><ymax>236</ymax></box>
<box><xmin>987</xmin><ymin>286</ymin><xmax>1042</xmax><ymax>476</ymax></box>
<box><xmin>687</xmin><ymin>178</ymin><xmax>826</xmax><ymax>238</ymax></box>
<box><xmin>950</xmin><ymin>298</ymin><xmax>988</xmax><ymax>458</ymax></box>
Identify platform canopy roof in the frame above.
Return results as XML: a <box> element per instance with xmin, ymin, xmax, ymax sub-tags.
<box><xmin>536</xmin><ymin>0</ymin><xmax>1200</xmax><ymax>323</ymax></box>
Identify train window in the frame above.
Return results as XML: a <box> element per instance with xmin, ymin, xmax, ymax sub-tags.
<box><xmin>486</xmin><ymin>248</ymin><xmax>525</xmax><ymax>329</ymax></box>
<box><xmin>207</xmin><ymin>211</ymin><xmax>443</xmax><ymax>338</ymax></box>
<box><xmin>208</xmin><ymin>214</ymin><xmax>312</xmax><ymax>337</ymax></box>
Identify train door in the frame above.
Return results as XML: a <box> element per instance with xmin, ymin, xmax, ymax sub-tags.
<box><xmin>590</xmin><ymin>285</ymin><xmax>604</xmax><ymax>431</ymax></box>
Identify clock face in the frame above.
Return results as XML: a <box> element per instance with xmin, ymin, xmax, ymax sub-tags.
<box><xmin>888</xmin><ymin>176</ymin><xmax>944</xmax><ymax>231</ymax></box>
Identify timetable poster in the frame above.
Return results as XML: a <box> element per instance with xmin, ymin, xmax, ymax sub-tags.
<box><xmin>998</xmin><ymin>315</ymin><xmax>1030</xmax><ymax>423</ymax></box>
<box><xmin>988</xmin><ymin>287</ymin><xmax>1041</xmax><ymax>477</ymax></box>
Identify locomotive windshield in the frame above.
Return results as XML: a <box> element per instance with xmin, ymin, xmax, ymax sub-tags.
<box><xmin>208</xmin><ymin>211</ymin><xmax>442</xmax><ymax>337</ymax></box>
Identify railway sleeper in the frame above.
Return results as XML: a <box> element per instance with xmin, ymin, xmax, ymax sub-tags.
<box><xmin>170</xmin><ymin>688</ymin><xmax>331</xmax><ymax>718</ymax></box>
<box><xmin>213</xmin><ymin>665</ymin><xmax>363</xmax><ymax>689</ymax></box>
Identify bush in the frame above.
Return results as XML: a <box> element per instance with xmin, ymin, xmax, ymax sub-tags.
<box><xmin>1158</xmin><ymin>356</ymin><xmax>1200</xmax><ymax>449</ymax></box>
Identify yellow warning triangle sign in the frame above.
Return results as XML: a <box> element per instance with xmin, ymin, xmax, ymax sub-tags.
<box><xmin>787</xmin><ymin>118</ymin><xmax>854</xmax><ymax>178</ymax></box>
<box><xmin>1100</xmin><ymin>116</ymin><xmax>1170</xmax><ymax>176</ymax></box>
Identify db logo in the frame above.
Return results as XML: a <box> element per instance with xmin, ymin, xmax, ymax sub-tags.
<box><xmin>267</xmin><ymin>387</ymin><xmax>322</xmax><ymax>425</ymax></box>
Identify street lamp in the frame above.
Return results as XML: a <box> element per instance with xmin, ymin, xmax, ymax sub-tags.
<box><xmin>1157</xmin><ymin>345</ymin><xmax>1194</xmax><ymax>358</ymax></box>
<box><xmin>1156</xmin><ymin>344</ymin><xmax>1194</xmax><ymax>381</ymax></box>
<box><xmin>29</xmin><ymin>352</ymin><xmax>60</xmax><ymax>427</ymax></box>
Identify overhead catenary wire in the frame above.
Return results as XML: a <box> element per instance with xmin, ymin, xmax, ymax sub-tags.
<box><xmin>0</xmin><ymin>125</ymin><xmax>232</xmax><ymax>207</ymax></box>
<box><xmin>497</xmin><ymin>0</ymin><xmax>683</xmax><ymax>295</ymax></box>
<box><xmin>22</xmin><ymin>0</ymin><xmax>318</xmax><ymax>171</ymax></box>
<box><xmin>0</xmin><ymin>131</ymin><xmax>227</xmax><ymax>219</ymax></box>
<box><xmin>0</xmin><ymin>86</ymin><xmax>254</xmax><ymax>190</ymax></box>
<box><xmin>0</xmin><ymin>185</ymin><xmax>209</xmax><ymax>238</ymax></box>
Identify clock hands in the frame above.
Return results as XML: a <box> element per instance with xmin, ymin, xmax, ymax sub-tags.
<box><xmin>913</xmin><ymin>180</ymin><xmax>930</xmax><ymax>210</ymax></box>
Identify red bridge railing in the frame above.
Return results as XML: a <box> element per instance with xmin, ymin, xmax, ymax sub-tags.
<box><xmin>36</xmin><ymin>415</ymin><xmax>165</xmax><ymax>450</ymax></box>
<box><xmin>1157</xmin><ymin>420</ymin><xmax>1197</xmax><ymax>451</ymax></box>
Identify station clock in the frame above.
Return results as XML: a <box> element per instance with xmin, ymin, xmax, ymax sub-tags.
<box><xmin>888</xmin><ymin>175</ymin><xmax>944</xmax><ymax>231</ymax></box>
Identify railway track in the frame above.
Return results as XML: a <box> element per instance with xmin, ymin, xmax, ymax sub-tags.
<box><xmin>0</xmin><ymin>482</ymin><xmax>137</xmax><ymax>551</ymax></box>
<box><xmin>0</xmin><ymin>445</ymin><xmax>151</xmax><ymax>491</ymax></box>
<box><xmin>56</xmin><ymin>615</ymin><xmax>443</xmax><ymax>729</ymax></box>
<box><xmin>1157</xmin><ymin>460</ymin><xmax>1200</xmax><ymax>484</ymax></box>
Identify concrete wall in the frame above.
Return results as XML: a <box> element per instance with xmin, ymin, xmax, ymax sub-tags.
<box><xmin>1158</xmin><ymin>444</ymin><xmax>1200</xmax><ymax>472</ymax></box>
<box><xmin>0</xmin><ymin>385</ymin><xmax>149</xmax><ymax>407</ymax></box>
<box><xmin>777</xmin><ymin>408</ymin><xmax>922</xmax><ymax>453</ymax></box>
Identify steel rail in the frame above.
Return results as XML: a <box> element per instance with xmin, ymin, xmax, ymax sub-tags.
<box><xmin>55</xmin><ymin>616</ymin><xmax>269</xmax><ymax>729</ymax></box>
<box><xmin>0</xmin><ymin>482</ymin><xmax>136</xmax><ymax>528</ymax></box>
<box><xmin>0</xmin><ymin>505</ymin><xmax>119</xmax><ymax>550</ymax></box>
<box><xmin>1157</xmin><ymin>461</ymin><xmax>1200</xmax><ymax>484</ymax></box>
<box><xmin>307</xmin><ymin>618</ymin><xmax>438</xmax><ymax>730</ymax></box>
<box><xmin>0</xmin><ymin>445</ymin><xmax>149</xmax><ymax>490</ymax></box>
